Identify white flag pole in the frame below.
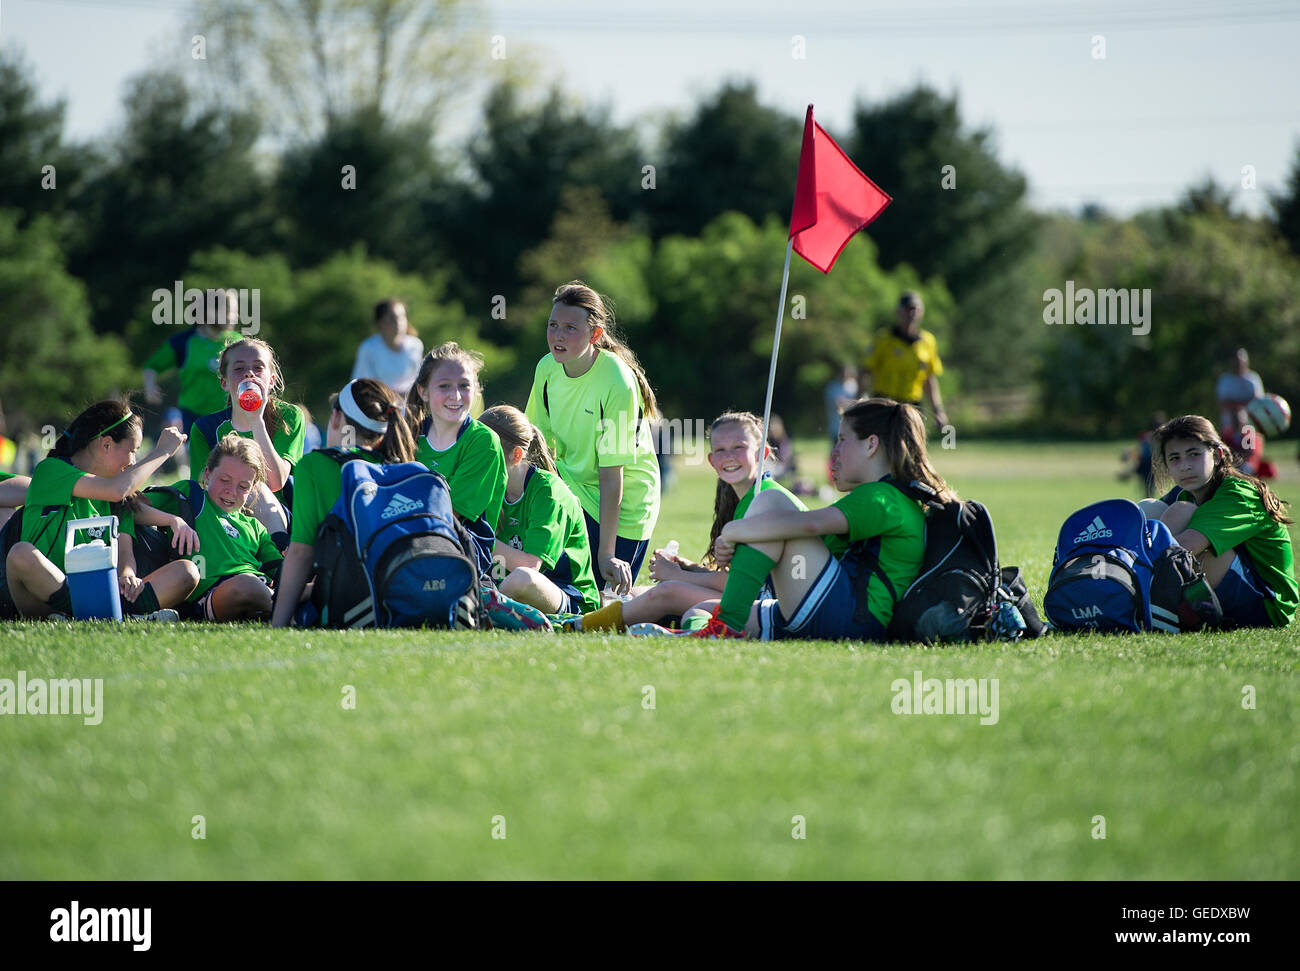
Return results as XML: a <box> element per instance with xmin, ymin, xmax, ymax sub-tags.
<box><xmin>756</xmin><ymin>238</ymin><xmax>795</xmax><ymax>485</ymax></box>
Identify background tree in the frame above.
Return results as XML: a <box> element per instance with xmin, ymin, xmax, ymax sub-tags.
<box><xmin>1269</xmin><ymin>142</ymin><xmax>1300</xmax><ymax>257</ymax></box>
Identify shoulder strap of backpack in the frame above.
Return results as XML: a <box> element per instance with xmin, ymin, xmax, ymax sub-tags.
<box><xmin>542</xmin><ymin>380</ymin><xmax>549</xmax><ymax>416</ymax></box>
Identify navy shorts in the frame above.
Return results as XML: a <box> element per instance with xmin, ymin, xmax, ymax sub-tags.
<box><xmin>1214</xmin><ymin>549</ymin><xmax>1275</xmax><ymax>628</ymax></box>
<box><xmin>552</xmin><ymin>581</ymin><xmax>587</xmax><ymax>615</ymax></box>
<box><xmin>582</xmin><ymin>511</ymin><xmax>650</xmax><ymax>591</ymax></box>
<box><xmin>756</xmin><ymin>554</ymin><xmax>888</xmax><ymax>642</ymax></box>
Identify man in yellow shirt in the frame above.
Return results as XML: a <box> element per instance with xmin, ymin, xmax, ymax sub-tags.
<box><xmin>862</xmin><ymin>291</ymin><xmax>949</xmax><ymax>429</ymax></box>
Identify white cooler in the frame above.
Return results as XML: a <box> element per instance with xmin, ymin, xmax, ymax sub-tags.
<box><xmin>64</xmin><ymin>515</ymin><xmax>123</xmax><ymax>621</ymax></box>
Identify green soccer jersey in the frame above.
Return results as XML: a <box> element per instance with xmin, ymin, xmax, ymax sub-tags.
<box><xmin>19</xmin><ymin>458</ymin><xmax>136</xmax><ymax>574</ymax></box>
<box><xmin>289</xmin><ymin>447</ymin><xmax>386</xmax><ymax>546</ymax></box>
<box><xmin>497</xmin><ymin>466</ymin><xmax>600</xmax><ymax>613</ymax></box>
<box><xmin>147</xmin><ymin>481</ymin><xmax>282</xmax><ymax>600</ymax></box>
<box><xmin>524</xmin><ymin>350</ymin><xmax>661</xmax><ymax>541</ymax></box>
<box><xmin>1176</xmin><ymin>477</ymin><xmax>1297</xmax><ymax>627</ymax></box>
<box><xmin>734</xmin><ymin>474</ymin><xmax>807</xmax><ymax>520</ymax></box>
<box><xmin>822</xmin><ymin>477</ymin><xmax>925</xmax><ymax>627</ymax></box>
<box><xmin>188</xmin><ymin>404</ymin><xmax>306</xmax><ymax>491</ymax></box>
<box><xmin>142</xmin><ymin>327</ymin><xmax>239</xmax><ymax>417</ymax></box>
<box><xmin>414</xmin><ymin>416</ymin><xmax>507</xmax><ymax>534</ymax></box>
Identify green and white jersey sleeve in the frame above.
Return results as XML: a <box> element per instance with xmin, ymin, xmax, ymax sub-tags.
<box><xmin>414</xmin><ymin>416</ymin><xmax>507</xmax><ymax>531</ymax></box>
<box><xmin>524</xmin><ymin>351</ymin><xmax>660</xmax><ymax>541</ymax></box>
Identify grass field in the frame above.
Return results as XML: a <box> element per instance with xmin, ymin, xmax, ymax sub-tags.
<box><xmin>2</xmin><ymin>439</ymin><xmax>1297</xmax><ymax>879</ymax></box>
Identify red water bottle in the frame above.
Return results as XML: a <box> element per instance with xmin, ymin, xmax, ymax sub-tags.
<box><xmin>237</xmin><ymin>379</ymin><xmax>264</xmax><ymax>412</ymax></box>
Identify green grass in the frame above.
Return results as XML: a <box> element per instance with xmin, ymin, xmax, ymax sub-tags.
<box><xmin>2</xmin><ymin>439</ymin><xmax>1297</xmax><ymax>879</ymax></box>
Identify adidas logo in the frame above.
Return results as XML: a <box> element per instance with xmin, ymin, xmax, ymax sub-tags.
<box><xmin>1072</xmin><ymin>516</ymin><xmax>1113</xmax><ymax>544</ymax></box>
<box><xmin>381</xmin><ymin>493</ymin><xmax>423</xmax><ymax>519</ymax></box>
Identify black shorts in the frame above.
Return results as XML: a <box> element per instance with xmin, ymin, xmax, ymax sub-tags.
<box><xmin>185</xmin><ymin>573</ymin><xmax>271</xmax><ymax>621</ymax></box>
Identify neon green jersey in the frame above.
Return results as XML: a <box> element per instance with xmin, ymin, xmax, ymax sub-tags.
<box><xmin>822</xmin><ymin>477</ymin><xmax>925</xmax><ymax>627</ymax></box>
<box><xmin>414</xmin><ymin>416</ymin><xmax>507</xmax><ymax>537</ymax></box>
<box><xmin>524</xmin><ymin>350</ymin><xmax>660</xmax><ymax>541</ymax></box>
<box><xmin>497</xmin><ymin>466</ymin><xmax>599</xmax><ymax>613</ymax></box>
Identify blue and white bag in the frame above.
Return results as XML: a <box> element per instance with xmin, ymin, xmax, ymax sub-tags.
<box><xmin>1043</xmin><ymin>498</ymin><xmax>1219</xmax><ymax>633</ymax></box>
<box><xmin>310</xmin><ymin>455</ymin><xmax>480</xmax><ymax>629</ymax></box>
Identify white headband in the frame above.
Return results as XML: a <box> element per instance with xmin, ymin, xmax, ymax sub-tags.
<box><xmin>338</xmin><ymin>381</ymin><xmax>389</xmax><ymax>434</ymax></box>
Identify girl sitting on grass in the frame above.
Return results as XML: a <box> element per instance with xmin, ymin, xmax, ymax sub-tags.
<box><xmin>1142</xmin><ymin>415</ymin><xmax>1296</xmax><ymax>629</ymax></box>
<box><xmin>139</xmin><ymin>434</ymin><xmax>284</xmax><ymax>621</ymax></box>
<box><xmin>687</xmin><ymin>398</ymin><xmax>943</xmax><ymax>640</ymax></box>
<box><xmin>5</xmin><ymin>400</ymin><xmax>198</xmax><ymax>620</ymax></box>
<box><xmin>574</xmin><ymin>410</ymin><xmax>806</xmax><ymax>634</ymax></box>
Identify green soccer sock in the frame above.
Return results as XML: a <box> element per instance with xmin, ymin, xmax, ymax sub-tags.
<box><xmin>718</xmin><ymin>546</ymin><xmax>776</xmax><ymax>632</ymax></box>
<box><xmin>681</xmin><ymin>612</ymin><xmax>711</xmax><ymax>631</ymax></box>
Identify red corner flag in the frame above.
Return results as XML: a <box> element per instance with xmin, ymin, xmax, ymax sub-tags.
<box><xmin>788</xmin><ymin>105</ymin><xmax>891</xmax><ymax>273</ymax></box>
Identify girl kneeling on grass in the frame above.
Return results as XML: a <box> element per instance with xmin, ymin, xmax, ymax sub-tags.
<box><xmin>1142</xmin><ymin>415</ymin><xmax>1296</xmax><ymax>629</ymax></box>
<box><xmin>478</xmin><ymin>405</ymin><xmax>600</xmax><ymax>615</ymax></box>
<box><xmin>140</xmin><ymin>434</ymin><xmax>284</xmax><ymax>621</ymax></box>
<box><xmin>271</xmin><ymin>379</ymin><xmax>415</xmax><ymax>628</ymax></box>
<box><xmin>576</xmin><ymin>410</ymin><xmax>807</xmax><ymax>634</ymax></box>
<box><xmin>5</xmin><ymin>400</ymin><xmax>198</xmax><ymax>620</ymax></box>
<box><xmin>689</xmin><ymin>398</ymin><xmax>943</xmax><ymax>640</ymax></box>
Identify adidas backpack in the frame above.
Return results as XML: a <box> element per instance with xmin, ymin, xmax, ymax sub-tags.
<box><xmin>1043</xmin><ymin>498</ymin><xmax>1221</xmax><ymax>633</ymax></box>
<box><xmin>852</xmin><ymin>479</ymin><xmax>1045</xmax><ymax>644</ymax></box>
<box><xmin>310</xmin><ymin>451</ymin><xmax>481</xmax><ymax>629</ymax></box>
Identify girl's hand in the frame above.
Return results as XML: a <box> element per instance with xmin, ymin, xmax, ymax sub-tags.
<box><xmin>713</xmin><ymin>536</ymin><xmax>736</xmax><ymax>569</ymax></box>
<box><xmin>600</xmin><ymin>553</ymin><xmax>632</xmax><ymax>595</ymax></box>
<box><xmin>155</xmin><ymin>425</ymin><xmax>187</xmax><ymax>457</ymax></box>
<box><xmin>648</xmin><ymin>549</ymin><xmax>682</xmax><ymax>583</ymax></box>
<box><xmin>119</xmin><ymin>573</ymin><xmax>145</xmax><ymax>602</ymax></box>
<box><xmin>170</xmin><ymin>517</ymin><xmax>200</xmax><ymax>556</ymax></box>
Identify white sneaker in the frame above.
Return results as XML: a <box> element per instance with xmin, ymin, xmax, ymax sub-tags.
<box><xmin>627</xmin><ymin>622</ymin><xmax>685</xmax><ymax>637</ymax></box>
<box><xmin>127</xmin><ymin>608</ymin><xmax>180</xmax><ymax>623</ymax></box>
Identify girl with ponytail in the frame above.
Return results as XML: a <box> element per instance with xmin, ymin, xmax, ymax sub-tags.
<box><xmin>687</xmin><ymin>397</ymin><xmax>945</xmax><ymax>640</ymax></box>
<box><xmin>5</xmin><ymin>399</ymin><xmax>199</xmax><ymax>619</ymax></box>
<box><xmin>524</xmin><ymin>281</ymin><xmax>661</xmax><ymax>596</ymax></box>
<box><xmin>1143</xmin><ymin>414</ymin><xmax>1296</xmax><ymax>629</ymax></box>
<box><xmin>271</xmin><ymin>379</ymin><xmax>415</xmax><ymax>627</ymax></box>
<box><xmin>478</xmin><ymin>405</ymin><xmax>600</xmax><ymax>615</ymax></box>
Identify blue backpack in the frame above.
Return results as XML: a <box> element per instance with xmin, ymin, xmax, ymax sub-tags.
<box><xmin>1043</xmin><ymin>498</ymin><xmax>1220</xmax><ymax>633</ymax></box>
<box><xmin>310</xmin><ymin>452</ymin><xmax>481</xmax><ymax>629</ymax></box>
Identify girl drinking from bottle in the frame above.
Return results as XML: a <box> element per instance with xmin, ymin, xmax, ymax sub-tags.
<box><xmin>575</xmin><ymin>410</ymin><xmax>807</xmax><ymax>633</ymax></box>
<box><xmin>1144</xmin><ymin>415</ymin><xmax>1296</xmax><ymax>628</ymax></box>
<box><xmin>271</xmin><ymin>378</ymin><xmax>415</xmax><ymax>627</ymax></box>
<box><xmin>5</xmin><ymin>400</ymin><xmax>199</xmax><ymax>619</ymax></box>
<box><xmin>188</xmin><ymin>337</ymin><xmax>304</xmax><ymax>542</ymax></box>
<box><xmin>405</xmin><ymin>342</ymin><xmax>507</xmax><ymax>578</ymax></box>
<box><xmin>525</xmin><ymin>281</ymin><xmax>660</xmax><ymax>595</ymax></box>
<box><xmin>690</xmin><ymin>398</ymin><xmax>942</xmax><ymax>640</ymax></box>
<box><xmin>139</xmin><ymin>434</ymin><xmax>284</xmax><ymax>621</ymax></box>
<box><xmin>477</xmin><ymin>404</ymin><xmax>599</xmax><ymax>615</ymax></box>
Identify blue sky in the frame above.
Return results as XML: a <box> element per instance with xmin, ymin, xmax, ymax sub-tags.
<box><xmin>4</xmin><ymin>0</ymin><xmax>1300</xmax><ymax>215</ymax></box>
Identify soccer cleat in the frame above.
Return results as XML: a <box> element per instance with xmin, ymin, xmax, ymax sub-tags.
<box><xmin>126</xmin><ymin>608</ymin><xmax>180</xmax><ymax>623</ymax></box>
<box><xmin>480</xmin><ymin>585</ymin><xmax>553</xmax><ymax>632</ymax></box>
<box><xmin>547</xmin><ymin>611</ymin><xmax>584</xmax><ymax>632</ymax></box>
<box><xmin>688</xmin><ymin>606</ymin><xmax>745</xmax><ymax>639</ymax></box>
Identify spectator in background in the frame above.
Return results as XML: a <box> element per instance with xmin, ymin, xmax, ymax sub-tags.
<box><xmin>824</xmin><ymin>364</ymin><xmax>859</xmax><ymax>449</ymax></box>
<box><xmin>1216</xmin><ymin>347</ymin><xmax>1264</xmax><ymax>436</ymax></box>
<box><xmin>862</xmin><ymin>291</ymin><xmax>949</xmax><ymax>431</ymax></box>
<box><xmin>142</xmin><ymin>288</ymin><xmax>240</xmax><ymax>433</ymax></box>
<box><xmin>352</xmin><ymin>299</ymin><xmax>424</xmax><ymax>400</ymax></box>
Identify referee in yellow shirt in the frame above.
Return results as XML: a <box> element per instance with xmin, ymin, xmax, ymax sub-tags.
<box><xmin>862</xmin><ymin>291</ymin><xmax>949</xmax><ymax>429</ymax></box>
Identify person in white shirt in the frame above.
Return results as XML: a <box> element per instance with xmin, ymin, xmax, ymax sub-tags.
<box><xmin>1216</xmin><ymin>347</ymin><xmax>1265</xmax><ymax>434</ymax></box>
<box><xmin>351</xmin><ymin>299</ymin><xmax>425</xmax><ymax>399</ymax></box>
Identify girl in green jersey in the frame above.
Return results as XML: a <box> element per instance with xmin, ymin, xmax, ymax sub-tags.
<box><xmin>1144</xmin><ymin>415</ymin><xmax>1296</xmax><ymax>628</ymax></box>
<box><xmin>478</xmin><ymin>405</ymin><xmax>599</xmax><ymax>615</ymax></box>
<box><xmin>5</xmin><ymin>399</ymin><xmax>199</xmax><ymax>619</ymax></box>
<box><xmin>693</xmin><ymin>398</ymin><xmax>945</xmax><ymax>640</ymax></box>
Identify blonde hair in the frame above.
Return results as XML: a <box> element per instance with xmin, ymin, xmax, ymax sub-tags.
<box><xmin>552</xmin><ymin>281</ymin><xmax>659</xmax><ymax>420</ymax></box>
<box><xmin>704</xmin><ymin>411</ymin><xmax>766</xmax><ymax>568</ymax></box>
<box><xmin>405</xmin><ymin>341</ymin><xmax>485</xmax><ymax>434</ymax></box>
<box><xmin>203</xmin><ymin>434</ymin><xmax>267</xmax><ymax>511</ymax></box>
<box><xmin>478</xmin><ymin>405</ymin><xmax>557</xmax><ymax>474</ymax></box>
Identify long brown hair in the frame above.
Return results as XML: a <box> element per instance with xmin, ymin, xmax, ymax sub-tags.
<box><xmin>404</xmin><ymin>341</ymin><xmax>485</xmax><ymax>436</ymax></box>
<box><xmin>840</xmin><ymin>398</ymin><xmax>954</xmax><ymax>501</ymax></box>
<box><xmin>1152</xmin><ymin>414</ymin><xmax>1292</xmax><ymax>524</ymax></box>
<box><xmin>331</xmin><ymin>378</ymin><xmax>415</xmax><ymax>464</ymax></box>
<box><xmin>552</xmin><ymin>281</ymin><xmax>659</xmax><ymax>420</ymax></box>
<box><xmin>219</xmin><ymin>337</ymin><xmax>292</xmax><ymax>438</ymax></box>
<box><xmin>50</xmin><ymin>398</ymin><xmax>142</xmax><ymax>460</ymax></box>
<box><xmin>703</xmin><ymin>411</ymin><xmax>767</xmax><ymax>568</ymax></box>
<box><xmin>478</xmin><ymin>405</ymin><xmax>557</xmax><ymax>474</ymax></box>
